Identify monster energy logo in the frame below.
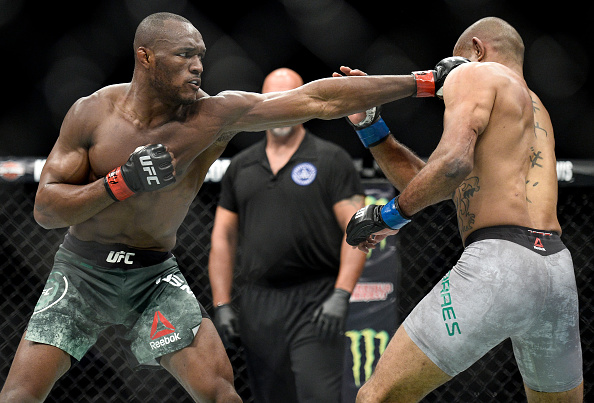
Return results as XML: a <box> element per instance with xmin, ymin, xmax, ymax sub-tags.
<box><xmin>345</xmin><ymin>328</ymin><xmax>390</xmax><ymax>387</ymax></box>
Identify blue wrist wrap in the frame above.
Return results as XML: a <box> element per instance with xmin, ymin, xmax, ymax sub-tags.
<box><xmin>380</xmin><ymin>197</ymin><xmax>411</xmax><ymax>229</ymax></box>
<box><xmin>355</xmin><ymin>117</ymin><xmax>390</xmax><ymax>148</ymax></box>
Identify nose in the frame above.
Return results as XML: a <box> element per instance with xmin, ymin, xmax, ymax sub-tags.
<box><xmin>190</xmin><ymin>55</ymin><xmax>203</xmax><ymax>75</ymax></box>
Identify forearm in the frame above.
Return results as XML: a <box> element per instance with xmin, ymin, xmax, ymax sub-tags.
<box><xmin>370</xmin><ymin>136</ymin><xmax>426</xmax><ymax>192</ymax></box>
<box><xmin>398</xmin><ymin>154</ymin><xmax>471</xmax><ymax>217</ymax></box>
<box><xmin>310</xmin><ymin>75</ymin><xmax>416</xmax><ymax>120</ymax></box>
<box><xmin>208</xmin><ymin>241</ymin><xmax>236</xmax><ymax>306</ymax></box>
<box><xmin>334</xmin><ymin>235</ymin><xmax>367</xmax><ymax>293</ymax></box>
<box><xmin>33</xmin><ymin>179</ymin><xmax>114</xmax><ymax>229</ymax></box>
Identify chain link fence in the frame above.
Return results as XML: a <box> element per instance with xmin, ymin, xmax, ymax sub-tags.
<box><xmin>1</xmin><ymin>178</ymin><xmax>592</xmax><ymax>402</ymax></box>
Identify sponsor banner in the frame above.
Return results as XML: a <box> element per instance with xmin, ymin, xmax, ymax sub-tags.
<box><xmin>3</xmin><ymin>157</ymin><xmax>593</xmax><ymax>185</ymax></box>
<box><xmin>342</xmin><ymin>183</ymin><xmax>400</xmax><ymax>402</ymax></box>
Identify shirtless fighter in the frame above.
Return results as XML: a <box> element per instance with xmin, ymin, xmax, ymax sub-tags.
<box><xmin>345</xmin><ymin>17</ymin><xmax>583</xmax><ymax>403</ymax></box>
<box><xmin>0</xmin><ymin>11</ymin><xmax>463</xmax><ymax>403</ymax></box>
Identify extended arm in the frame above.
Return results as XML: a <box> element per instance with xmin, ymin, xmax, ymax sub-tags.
<box><xmin>214</xmin><ymin>74</ymin><xmax>416</xmax><ymax>136</ymax></box>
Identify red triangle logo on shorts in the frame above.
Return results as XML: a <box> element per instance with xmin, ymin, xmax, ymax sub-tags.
<box><xmin>534</xmin><ymin>238</ymin><xmax>545</xmax><ymax>249</ymax></box>
<box><xmin>150</xmin><ymin>311</ymin><xmax>176</xmax><ymax>340</ymax></box>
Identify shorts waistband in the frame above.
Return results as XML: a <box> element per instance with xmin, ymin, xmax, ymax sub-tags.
<box><xmin>464</xmin><ymin>225</ymin><xmax>565</xmax><ymax>256</ymax></box>
<box><xmin>61</xmin><ymin>233</ymin><xmax>173</xmax><ymax>269</ymax></box>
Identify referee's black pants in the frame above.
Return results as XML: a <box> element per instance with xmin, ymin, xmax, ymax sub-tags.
<box><xmin>238</xmin><ymin>277</ymin><xmax>344</xmax><ymax>403</ymax></box>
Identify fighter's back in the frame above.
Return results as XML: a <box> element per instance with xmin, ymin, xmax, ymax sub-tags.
<box><xmin>445</xmin><ymin>62</ymin><xmax>537</xmax><ymax>242</ymax></box>
<box><xmin>525</xmin><ymin>90</ymin><xmax>562</xmax><ymax>234</ymax></box>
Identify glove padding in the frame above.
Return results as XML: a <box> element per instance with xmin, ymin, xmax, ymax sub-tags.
<box><xmin>346</xmin><ymin>105</ymin><xmax>391</xmax><ymax>148</ymax></box>
<box><xmin>412</xmin><ymin>56</ymin><xmax>470</xmax><ymax>98</ymax></box>
<box><xmin>312</xmin><ymin>288</ymin><xmax>351</xmax><ymax>339</ymax></box>
<box><xmin>214</xmin><ymin>304</ymin><xmax>240</xmax><ymax>348</ymax></box>
<box><xmin>104</xmin><ymin>144</ymin><xmax>176</xmax><ymax>201</ymax></box>
<box><xmin>346</xmin><ymin>198</ymin><xmax>411</xmax><ymax>246</ymax></box>
<box><xmin>346</xmin><ymin>204</ymin><xmax>391</xmax><ymax>246</ymax></box>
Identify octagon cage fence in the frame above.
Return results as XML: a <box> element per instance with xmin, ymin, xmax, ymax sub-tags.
<box><xmin>0</xmin><ymin>157</ymin><xmax>592</xmax><ymax>402</ymax></box>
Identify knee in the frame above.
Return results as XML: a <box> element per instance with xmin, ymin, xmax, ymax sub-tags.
<box><xmin>211</xmin><ymin>384</ymin><xmax>242</xmax><ymax>403</ymax></box>
<box><xmin>356</xmin><ymin>383</ymin><xmax>374</xmax><ymax>403</ymax></box>
<box><xmin>0</xmin><ymin>388</ymin><xmax>45</xmax><ymax>403</ymax></box>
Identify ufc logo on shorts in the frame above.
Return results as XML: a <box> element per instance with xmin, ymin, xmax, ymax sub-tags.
<box><xmin>139</xmin><ymin>155</ymin><xmax>161</xmax><ymax>185</ymax></box>
<box><xmin>106</xmin><ymin>251</ymin><xmax>135</xmax><ymax>264</ymax></box>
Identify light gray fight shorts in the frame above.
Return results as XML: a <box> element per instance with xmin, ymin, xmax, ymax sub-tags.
<box><xmin>403</xmin><ymin>225</ymin><xmax>583</xmax><ymax>393</ymax></box>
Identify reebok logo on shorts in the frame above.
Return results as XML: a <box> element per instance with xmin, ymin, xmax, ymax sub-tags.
<box><xmin>149</xmin><ymin>311</ymin><xmax>181</xmax><ymax>350</ymax></box>
<box><xmin>533</xmin><ymin>237</ymin><xmax>546</xmax><ymax>251</ymax></box>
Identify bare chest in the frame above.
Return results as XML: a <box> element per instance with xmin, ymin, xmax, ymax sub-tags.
<box><xmin>87</xmin><ymin>114</ymin><xmax>215</xmax><ymax>181</ymax></box>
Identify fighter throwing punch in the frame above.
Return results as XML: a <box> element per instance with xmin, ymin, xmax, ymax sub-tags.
<box><xmin>0</xmin><ymin>11</ymin><xmax>469</xmax><ymax>403</ymax></box>
<box><xmin>345</xmin><ymin>17</ymin><xmax>583</xmax><ymax>403</ymax></box>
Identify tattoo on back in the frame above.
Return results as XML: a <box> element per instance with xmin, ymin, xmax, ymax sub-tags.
<box><xmin>453</xmin><ymin>176</ymin><xmax>480</xmax><ymax>232</ymax></box>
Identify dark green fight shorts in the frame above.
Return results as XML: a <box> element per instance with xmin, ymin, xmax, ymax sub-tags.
<box><xmin>25</xmin><ymin>233</ymin><xmax>209</xmax><ymax>367</ymax></box>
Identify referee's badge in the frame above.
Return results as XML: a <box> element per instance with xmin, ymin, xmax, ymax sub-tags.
<box><xmin>291</xmin><ymin>162</ymin><xmax>317</xmax><ymax>186</ymax></box>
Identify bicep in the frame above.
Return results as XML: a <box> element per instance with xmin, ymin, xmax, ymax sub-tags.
<box><xmin>436</xmin><ymin>69</ymin><xmax>494</xmax><ymax>159</ymax></box>
<box><xmin>216</xmin><ymin>88</ymin><xmax>321</xmax><ymax>135</ymax></box>
<box><xmin>38</xmin><ymin>109</ymin><xmax>92</xmax><ymax>188</ymax></box>
<box><xmin>442</xmin><ymin>68</ymin><xmax>494</xmax><ymax>141</ymax></box>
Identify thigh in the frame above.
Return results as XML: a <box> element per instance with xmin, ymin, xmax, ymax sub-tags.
<box><xmin>239</xmin><ymin>288</ymin><xmax>297</xmax><ymax>403</ymax></box>
<box><xmin>127</xmin><ymin>268</ymin><xmax>203</xmax><ymax>366</ymax></box>
<box><xmin>513</xmin><ymin>250</ymin><xmax>583</xmax><ymax>393</ymax></box>
<box><xmin>0</xmin><ymin>332</ymin><xmax>71</xmax><ymax>402</ymax></box>
<box><xmin>356</xmin><ymin>325</ymin><xmax>451</xmax><ymax>403</ymax></box>
<box><xmin>160</xmin><ymin>318</ymin><xmax>240</xmax><ymax>403</ymax></box>
<box><xmin>290</xmin><ymin>333</ymin><xmax>344</xmax><ymax>403</ymax></box>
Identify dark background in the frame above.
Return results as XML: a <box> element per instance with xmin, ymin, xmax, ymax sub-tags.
<box><xmin>0</xmin><ymin>0</ymin><xmax>592</xmax><ymax>162</ymax></box>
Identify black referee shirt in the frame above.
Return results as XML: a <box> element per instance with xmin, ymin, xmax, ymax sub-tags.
<box><xmin>218</xmin><ymin>131</ymin><xmax>364</xmax><ymax>287</ymax></box>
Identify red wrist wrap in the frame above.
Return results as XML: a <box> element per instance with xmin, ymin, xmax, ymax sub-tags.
<box><xmin>412</xmin><ymin>71</ymin><xmax>436</xmax><ymax>97</ymax></box>
<box><xmin>104</xmin><ymin>167</ymin><xmax>134</xmax><ymax>201</ymax></box>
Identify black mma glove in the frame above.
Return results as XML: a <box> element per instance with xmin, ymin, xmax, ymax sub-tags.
<box><xmin>104</xmin><ymin>144</ymin><xmax>175</xmax><ymax>201</ymax></box>
<box><xmin>312</xmin><ymin>288</ymin><xmax>351</xmax><ymax>339</ymax></box>
<box><xmin>346</xmin><ymin>196</ymin><xmax>411</xmax><ymax>246</ymax></box>
<box><xmin>412</xmin><ymin>56</ymin><xmax>470</xmax><ymax>98</ymax></box>
<box><xmin>346</xmin><ymin>105</ymin><xmax>392</xmax><ymax>148</ymax></box>
<box><xmin>214</xmin><ymin>303</ymin><xmax>240</xmax><ymax>348</ymax></box>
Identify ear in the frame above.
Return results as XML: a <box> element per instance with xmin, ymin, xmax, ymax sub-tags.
<box><xmin>136</xmin><ymin>47</ymin><xmax>151</xmax><ymax>68</ymax></box>
<box><xmin>471</xmin><ymin>37</ymin><xmax>486</xmax><ymax>61</ymax></box>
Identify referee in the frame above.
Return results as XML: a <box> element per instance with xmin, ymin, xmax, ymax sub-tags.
<box><xmin>208</xmin><ymin>68</ymin><xmax>367</xmax><ymax>403</ymax></box>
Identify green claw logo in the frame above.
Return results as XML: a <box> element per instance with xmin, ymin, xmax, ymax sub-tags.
<box><xmin>345</xmin><ymin>328</ymin><xmax>390</xmax><ymax>387</ymax></box>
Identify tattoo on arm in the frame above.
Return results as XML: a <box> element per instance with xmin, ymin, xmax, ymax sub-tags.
<box><xmin>530</xmin><ymin>147</ymin><xmax>544</xmax><ymax>168</ymax></box>
<box><xmin>532</xmin><ymin>99</ymin><xmax>548</xmax><ymax>138</ymax></box>
<box><xmin>453</xmin><ymin>176</ymin><xmax>480</xmax><ymax>232</ymax></box>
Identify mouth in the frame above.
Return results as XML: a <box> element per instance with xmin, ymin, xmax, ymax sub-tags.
<box><xmin>188</xmin><ymin>79</ymin><xmax>201</xmax><ymax>90</ymax></box>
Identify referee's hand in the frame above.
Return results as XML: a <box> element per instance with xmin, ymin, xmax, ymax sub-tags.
<box><xmin>214</xmin><ymin>304</ymin><xmax>240</xmax><ymax>348</ymax></box>
<box><xmin>312</xmin><ymin>288</ymin><xmax>351</xmax><ymax>339</ymax></box>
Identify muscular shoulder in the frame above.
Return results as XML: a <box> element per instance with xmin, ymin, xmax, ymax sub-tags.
<box><xmin>445</xmin><ymin>62</ymin><xmax>509</xmax><ymax>94</ymax></box>
<box><xmin>62</xmin><ymin>84</ymin><xmax>125</xmax><ymax>139</ymax></box>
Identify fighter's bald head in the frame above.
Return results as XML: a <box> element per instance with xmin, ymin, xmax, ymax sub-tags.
<box><xmin>453</xmin><ymin>17</ymin><xmax>524</xmax><ymax>66</ymax></box>
<box><xmin>133</xmin><ymin>12</ymin><xmax>194</xmax><ymax>51</ymax></box>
